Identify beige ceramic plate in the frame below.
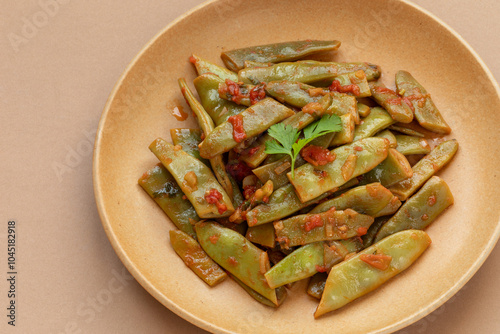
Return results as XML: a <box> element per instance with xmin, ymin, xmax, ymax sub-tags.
<box><xmin>93</xmin><ymin>0</ymin><xmax>500</xmax><ymax>333</ymax></box>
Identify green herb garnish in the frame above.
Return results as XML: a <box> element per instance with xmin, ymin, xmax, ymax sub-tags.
<box><xmin>265</xmin><ymin>114</ymin><xmax>342</xmax><ymax>178</ymax></box>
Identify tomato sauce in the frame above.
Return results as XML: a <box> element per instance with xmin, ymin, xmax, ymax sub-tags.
<box><xmin>249</xmin><ymin>83</ymin><xmax>266</xmax><ymax>105</ymax></box>
<box><xmin>315</xmin><ymin>265</ymin><xmax>329</xmax><ymax>273</ymax></box>
<box><xmin>205</xmin><ymin>189</ymin><xmax>228</xmax><ymax>214</ymax></box>
<box><xmin>227</xmin><ymin>114</ymin><xmax>247</xmax><ymax>143</ymax></box>
<box><xmin>226</xmin><ymin>161</ymin><xmax>253</xmax><ymax>183</ymax></box>
<box><xmin>359</xmin><ymin>253</ymin><xmax>392</xmax><ymax>270</ymax></box>
<box><xmin>329</xmin><ymin>80</ymin><xmax>361</xmax><ymax>96</ymax></box>
<box><xmin>243</xmin><ymin>185</ymin><xmax>257</xmax><ymax>200</ymax></box>
<box><xmin>301</xmin><ymin>145</ymin><xmax>335</xmax><ymax>166</ymax></box>
<box><xmin>219</xmin><ymin>79</ymin><xmax>245</xmax><ymax>104</ymax></box>
<box><xmin>171</xmin><ymin>106</ymin><xmax>189</xmax><ymax>121</ymax></box>
<box><xmin>357</xmin><ymin>227</ymin><xmax>368</xmax><ymax>237</ymax></box>
<box><xmin>304</xmin><ymin>214</ymin><xmax>324</xmax><ymax>232</ymax></box>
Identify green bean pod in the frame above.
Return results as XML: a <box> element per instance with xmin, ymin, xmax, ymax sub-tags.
<box><xmin>265</xmin><ymin>80</ymin><xmax>320</xmax><ymax>107</ymax></box>
<box><xmin>394</xmin><ymin>134</ymin><xmax>431</xmax><ymax>155</ymax></box>
<box><xmin>169</xmin><ymin>230</ymin><xmax>227</xmax><ymax>286</ymax></box>
<box><xmin>246</xmin><ymin>184</ymin><xmax>331</xmax><ymax>227</ymax></box>
<box><xmin>369</xmin><ymin>81</ymin><xmax>414</xmax><ymax>123</ymax></box>
<box><xmin>253</xmin><ymin>149</ymin><xmax>359</xmax><ymax>193</ymax></box>
<box><xmin>229</xmin><ymin>273</ymin><xmax>287</xmax><ymax>308</ymax></box>
<box><xmin>265</xmin><ymin>242</ymin><xmax>325</xmax><ymax>288</ymax></box>
<box><xmin>289</xmin><ymin>138</ymin><xmax>390</xmax><ymax>203</ymax></box>
<box><xmin>389</xmin><ymin>125</ymin><xmax>425</xmax><ymax>137</ymax></box>
<box><xmin>323</xmin><ymin>238</ymin><xmax>365</xmax><ymax>272</ymax></box>
<box><xmin>353</xmin><ymin>107</ymin><xmax>395</xmax><ymax>141</ymax></box>
<box><xmin>246</xmin><ymin>223</ymin><xmax>276</xmax><ymax>248</ymax></box>
<box><xmin>195</xmin><ymin>221</ymin><xmax>278</xmax><ymax>305</ymax></box>
<box><xmin>307</xmin><ymin>273</ymin><xmax>328</xmax><ymax>299</ymax></box>
<box><xmin>138</xmin><ymin>164</ymin><xmax>198</xmax><ymax>238</ymax></box>
<box><xmin>239</xmin><ymin>61</ymin><xmax>381</xmax><ymax>85</ymax></box>
<box><xmin>375</xmin><ymin>130</ymin><xmax>397</xmax><ymax>148</ymax></box>
<box><xmin>361</xmin><ymin>148</ymin><xmax>413</xmax><ymax>187</ymax></box>
<box><xmin>244</xmin><ymin>60</ymin><xmax>273</xmax><ymax>68</ymax></box>
<box><xmin>357</xmin><ymin>103</ymin><xmax>371</xmax><ymax>118</ymax></box>
<box><xmin>332</xmin><ymin>70</ymin><xmax>371</xmax><ymax>97</ymax></box>
<box><xmin>221</xmin><ymin>40</ymin><xmax>341</xmax><ymax>72</ymax></box>
<box><xmin>329</xmin><ymin>114</ymin><xmax>355</xmax><ymax>147</ymax></box>
<box><xmin>274</xmin><ymin>209</ymin><xmax>374</xmax><ymax>248</ymax></box>
<box><xmin>265</xmin><ymin>81</ymin><xmax>358</xmax><ymax>122</ymax></box>
<box><xmin>179</xmin><ymin>78</ymin><xmax>234</xmax><ymax>199</ymax></box>
<box><xmin>309</xmin><ymin>183</ymin><xmax>395</xmax><ymax>217</ymax></box>
<box><xmin>199</xmin><ymin>98</ymin><xmax>294</xmax><ymax>159</ymax></box>
<box><xmin>362</xmin><ymin>217</ymin><xmax>390</xmax><ymax>248</ymax></box>
<box><xmin>327</xmin><ymin>91</ymin><xmax>358</xmax><ymax>122</ymax></box>
<box><xmin>170</xmin><ymin>128</ymin><xmax>209</xmax><ymax>166</ymax></box>
<box><xmin>315</xmin><ymin>230</ymin><xmax>432</xmax><ymax>318</ymax></box>
<box><xmin>190</xmin><ymin>54</ymin><xmax>238</xmax><ymax>81</ymax></box>
<box><xmin>389</xmin><ymin>140</ymin><xmax>458</xmax><ymax>200</ymax></box>
<box><xmin>376</xmin><ymin>196</ymin><xmax>402</xmax><ymax>216</ymax></box>
<box><xmin>396</xmin><ymin>70</ymin><xmax>451</xmax><ymax>134</ymax></box>
<box><xmin>150</xmin><ymin>138</ymin><xmax>234</xmax><ymax>218</ymax></box>
<box><xmin>193</xmin><ymin>73</ymin><xmax>246</xmax><ymax>126</ymax></box>
<box><xmin>375</xmin><ymin>176</ymin><xmax>454</xmax><ymax>242</ymax></box>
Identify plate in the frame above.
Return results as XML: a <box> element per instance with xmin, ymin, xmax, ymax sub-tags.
<box><xmin>93</xmin><ymin>0</ymin><xmax>500</xmax><ymax>333</ymax></box>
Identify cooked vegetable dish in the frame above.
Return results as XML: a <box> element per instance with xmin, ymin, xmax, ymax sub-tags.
<box><xmin>138</xmin><ymin>40</ymin><xmax>456</xmax><ymax>318</ymax></box>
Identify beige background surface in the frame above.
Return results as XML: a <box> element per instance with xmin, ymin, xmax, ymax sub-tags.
<box><xmin>0</xmin><ymin>0</ymin><xmax>498</xmax><ymax>333</ymax></box>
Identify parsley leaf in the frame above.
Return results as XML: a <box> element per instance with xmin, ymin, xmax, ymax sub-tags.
<box><xmin>265</xmin><ymin>114</ymin><xmax>342</xmax><ymax>178</ymax></box>
<box><xmin>265</xmin><ymin>123</ymin><xmax>299</xmax><ymax>163</ymax></box>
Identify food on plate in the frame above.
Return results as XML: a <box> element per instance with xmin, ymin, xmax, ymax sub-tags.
<box><xmin>138</xmin><ymin>40</ymin><xmax>457</xmax><ymax>318</ymax></box>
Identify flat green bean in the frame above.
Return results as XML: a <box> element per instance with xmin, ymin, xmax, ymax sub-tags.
<box><xmin>375</xmin><ymin>130</ymin><xmax>397</xmax><ymax>148</ymax></box>
<box><xmin>353</xmin><ymin>107</ymin><xmax>395</xmax><ymax>141</ymax></box>
<box><xmin>221</xmin><ymin>40</ymin><xmax>341</xmax><ymax>71</ymax></box>
<box><xmin>394</xmin><ymin>134</ymin><xmax>431</xmax><ymax>155</ymax></box>
<box><xmin>369</xmin><ymin>81</ymin><xmax>413</xmax><ymax>123</ymax></box>
<box><xmin>361</xmin><ymin>148</ymin><xmax>413</xmax><ymax>187</ymax></box>
<box><xmin>375</xmin><ymin>176</ymin><xmax>454</xmax><ymax>242</ymax></box>
<box><xmin>274</xmin><ymin>209</ymin><xmax>374</xmax><ymax>248</ymax></box>
<box><xmin>389</xmin><ymin>140</ymin><xmax>458</xmax><ymax>200</ymax></box>
<box><xmin>199</xmin><ymin>98</ymin><xmax>294</xmax><ymax>159</ymax></box>
<box><xmin>357</xmin><ymin>103</ymin><xmax>371</xmax><ymax>118</ymax></box>
<box><xmin>150</xmin><ymin>138</ymin><xmax>234</xmax><ymax>218</ymax></box>
<box><xmin>239</xmin><ymin>61</ymin><xmax>381</xmax><ymax>85</ymax></box>
<box><xmin>273</xmin><ymin>209</ymin><xmax>373</xmax><ymax>249</ymax></box>
<box><xmin>289</xmin><ymin>138</ymin><xmax>389</xmax><ymax>202</ymax></box>
<box><xmin>190</xmin><ymin>54</ymin><xmax>238</xmax><ymax>81</ymax></box>
<box><xmin>265</xmin><ymin>242</ymin><xmax>325</xmax><ymax>288</ymax></box>
<box><xmin>179</xmin><ymin>78</ymin><xmax>234</xmax><ymax>199</ymax></box>
<box><xmin>329</xmin><ymin>114</ymin><xmax>355</xmax><ymax>147</ymax></box>
<box><xmin>396</xmin><ymin>70</ymin><xmax>451</xmax><ymax>134</ymax></box>
<box><xmin>246</xmin><ymin>224</ymin><xmax>276</xmax><ymax>248</ymax></box>
<box><xmin>229</xmin><ymin>273</ymin><xmax>287</xmax><ymax>307</ymax></box>
<box><xmin>309</xmin><ymin>183</ymin><xmax>394</xmax><ymax>217</ymax></box>
<box><xmin>315</xmin><ymin>230</ymin><xmax>431</xmax><ymax>317</ymax></box>
<box><xmin>193</xmin><ymin>73</ymin><xmax>246</xmax><ymax>126</ymax></box>
<box><xmin>246</xmin><ymin>184</ymin><xmax>331</xmax><ymax>227</ymax></box>
<box><xmin>307</xmin><ymin>273</ymin><xmax>328</xmax><ymax>299</ymax></box>
<box><xmin>170</xmin><ymin>230</ymin><xmax>227</xmax><ymax>286</ymax></box>
<box><xmin>138</xmin><ymin>164</ymin><xmax>198</xmax><ymax>238</ymax></box>
<box><xmin>196</xmin><ymin>221</ymin><xmax>278</xmax><ymax>304</ymax></box>
<box><xmin>170</xmin><ymin>128</ymin><xmax>210</xmax><ymax>166</ymax></box>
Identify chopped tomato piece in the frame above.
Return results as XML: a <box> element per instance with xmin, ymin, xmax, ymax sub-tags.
<box><xmin>301</xmin><ymin>145</ymin><xmax>335</xmax><ymax>166</ymax></box>
<box><xmin>359</xmin><ymin>253</ymin><xmax>392</xmax><ymax>270</ymax></box>
<box><xmin>227</xmin><ymin>114</ymin><xmax>247</xmax><ymax>143</ymax></box>
<box><xmin>205</xmin><ymin>189</ymin><xmax>227</xmax><ymax>214</ymax></box>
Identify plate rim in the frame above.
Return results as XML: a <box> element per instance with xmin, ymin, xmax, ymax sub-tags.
<box><xmin>92</xmin><ymin>1</ymin><xmax>500</xmax><ymax>333</ymax></box>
